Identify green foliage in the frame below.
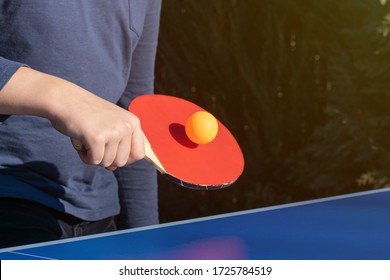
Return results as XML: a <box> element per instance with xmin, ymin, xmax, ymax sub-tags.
<box><xmin>155</xmin><ymin>0</ymin><xmax>390</xmax><ymax>222</ymax></box>
<box><xmin>289</xmin><ymin>0</ymin><xmax>390</xmax><ymax>194</ymax></box>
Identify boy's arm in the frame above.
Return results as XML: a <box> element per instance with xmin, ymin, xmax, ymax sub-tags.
<box><xmin>0</xmin><ymin>58</ymin><xmax>145</xmax><ymax>170</ymax></box>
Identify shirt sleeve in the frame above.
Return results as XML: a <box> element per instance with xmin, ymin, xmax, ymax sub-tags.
<box><xmin>0</xmin><ymin>56</ymin><xmax>25</xmax><ymax>92</ymax></box>
<box><xmin>114</xmin><ymin>0</ymin><xmax>162</xmax><ymax>229</ymax></box>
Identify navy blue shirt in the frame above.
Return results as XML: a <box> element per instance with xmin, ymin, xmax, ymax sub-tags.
<box><xmin>0</xmin><ymin>0</ymin><xmax>161</xmax><ymax>226</ymax></box>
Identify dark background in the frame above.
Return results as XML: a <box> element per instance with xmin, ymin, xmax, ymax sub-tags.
<box><xmin>154</xmin><ymin>0</ymin><xmax>390</xmax><ymax>223</ymax></box>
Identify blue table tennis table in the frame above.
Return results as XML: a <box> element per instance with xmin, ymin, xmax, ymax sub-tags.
<box><xmin>1</xmin><ymin>188</ymin><xmax>390</xmax><ymax>260</ymax></box>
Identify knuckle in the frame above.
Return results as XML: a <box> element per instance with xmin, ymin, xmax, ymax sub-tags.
<box><xmin>110</xmin><ymin>127</ymin><xmax>121</xmax><ymax>139</ymax></box>
<box><xmin>127</xmin><ymin>115</ymin><xmax>140</xmax><ymax>131</ymax></box>
<box><xmin>90</xmin><ymin>133</ymin><xmax>106</xmax><ymax>147</ymax></box>
<box><xmin>133</xmin><ymin>115</ymin><xmax>141</xmax><ymax>126</ymax></box>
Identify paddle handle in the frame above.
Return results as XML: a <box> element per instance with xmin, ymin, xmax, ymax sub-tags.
<box><xmin>142</xmin><ymin>133</ymin><xmax>166</xmax><ymax>174</ymax></box>
<box><xmin>71</xmin><ymin>135</ymin><xmax>165</xmax><ymax>173</ymax></box>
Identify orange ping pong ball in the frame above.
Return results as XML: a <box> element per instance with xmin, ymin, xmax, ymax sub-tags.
<box><xmin>185</xmin><ymin>111</ymin><xmax>219</xmax><ymax>144</ymax></box>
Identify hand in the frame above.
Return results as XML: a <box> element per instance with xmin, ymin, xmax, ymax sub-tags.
<box><xmin>48</xmin><ymin>79</ymin><xmax>145</xmax><ymax>171</ymax></box>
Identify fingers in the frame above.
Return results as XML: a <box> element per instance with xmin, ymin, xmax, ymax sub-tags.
<box><xmin>72</xmin><ymin>114</ymin><xmax>145</xmax><ymax>170</ymax></box>
<box><xmin>100</xmin><ymin>132</ymin><xmax>124</xmax><ymax>168</ymax></box>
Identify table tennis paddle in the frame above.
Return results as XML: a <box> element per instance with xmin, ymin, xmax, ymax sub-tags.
<box><xmin>127</xmin><ymin>94</ymin><xmax>244</xmax><ymax>190</ymax></box>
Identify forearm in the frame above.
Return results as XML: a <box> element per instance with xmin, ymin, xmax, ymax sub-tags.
<box><xmin>0</xmin><ymin>66</ymin><xmax>61</xmax><ymax>119</ymax></box>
